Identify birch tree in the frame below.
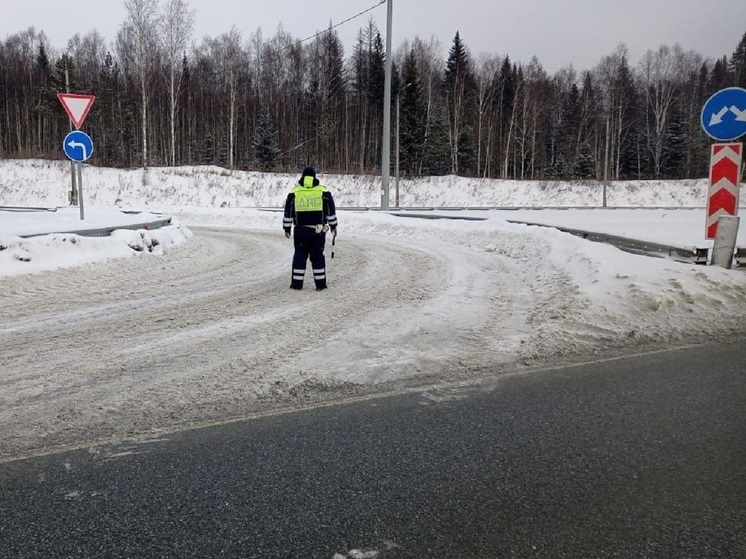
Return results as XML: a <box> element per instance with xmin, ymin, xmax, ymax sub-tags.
<box><xmin>160</xmin><ymin>0</ymin><xmax>194</xmax><ymax>166</ymax></box>
<box><xmin>117</xmin><ymin>0</ymin><xmax>160</xmax><ymax>167</ymax></box>
<box><xmin>410</xmin><ymin>36</ymin><xmax>443</xmax><ymax>175</ymax></box>
<box><xmin>491</xmin><ymin>57</ymin><xmax>519</xmax><ymax>179</ymax></box>
<box><xmin>474</xmin><ymin>54</ymin><xmax>499</xmax><ymax>177</ymax></box>
<box><xmin>595</xmin><ymin>44</ymin><xmax>637</xmax><ymax>180</ymax></box>
<box><xmin>639</xmin><ymin>45</ymin><xmax>680</xmax><ymax>177</ymax></box>
<box><xmin>503</xmin><ymin>63</ymin><xmax>521</xmax><ymax>179</ymax></box>
<box><xmin>221</xmin><ymin>27</ymin><xmax>242</xmax><ymax>169</ymax></box>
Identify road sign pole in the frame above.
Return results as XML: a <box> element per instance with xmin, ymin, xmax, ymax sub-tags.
<box><xmin>701</xmin><ymin>88</ymin><xmax>746</xmax><ymax>260</ymax></box>
<box><xmin>57</xmin><ymin>91</ymin><xmax>95</xmax><ymax>210</ymax></box>
<box><xmin>64</xmin><ymin>67</ymin><xmax>78</xmax><ymax>206</ymax></box>
<box><xmin>712</xmin><ymin>215</ymin><xmax>740</xmax><ymax>268</ymax></box>
<box><xmin>61</xmin><ymin>129</ymin><xmax>94</xmax><ymax>219</ymax></box>
<box><xmin>69</xmin><ymin>162</ymin><xmax>78</xmax><ymax>206</ymax></box>
<box><xmin>77</xmin><ymin>162</ymin><xmax>85</xmax><ymax>220</ymax></box>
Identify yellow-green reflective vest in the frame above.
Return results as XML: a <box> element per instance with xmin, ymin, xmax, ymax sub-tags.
<box><xmin>292</xmin><ymin>177</ymin><xmax>327</xmax><ymax>212</ymax></box>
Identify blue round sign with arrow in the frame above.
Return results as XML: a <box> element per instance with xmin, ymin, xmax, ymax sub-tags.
<box><xmin>63</xmin><ymin>130</ymin><xmax>94</xmax><ymax>162</ymax></box>
<box><xmin>701</xmin><ymin>87</ymin><xmax>746</xmax><ymax>141</ymax></box>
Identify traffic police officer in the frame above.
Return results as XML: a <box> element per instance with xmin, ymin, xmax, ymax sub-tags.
<box><xmin>283</xmin><ymin>166</ymin><xmax>338</xmax><ymax>290</ymax></box>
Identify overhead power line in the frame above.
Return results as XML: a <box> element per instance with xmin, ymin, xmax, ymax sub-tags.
<box><xmin>294</xmin><ymin>0</ymin><xmax>387</xmax><ymax>48</ymax></box>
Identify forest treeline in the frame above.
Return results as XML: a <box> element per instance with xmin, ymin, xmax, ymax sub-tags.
<box><xmin>1</xmin><ymin>0</ymin><xmax>745</xmax><ymax>181</ymax></box>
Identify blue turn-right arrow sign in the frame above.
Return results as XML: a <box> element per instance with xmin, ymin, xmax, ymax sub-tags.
<box><xmin>701</xmin><ymin>87</ymin><xmax>746</xmax><ymax>141</ymax></box>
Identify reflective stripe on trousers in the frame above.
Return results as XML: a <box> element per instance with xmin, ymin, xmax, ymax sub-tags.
<box><xmin>290</xmin><ymin>225</ymin><xmax>327</xmax><ymax>289</ymax></box>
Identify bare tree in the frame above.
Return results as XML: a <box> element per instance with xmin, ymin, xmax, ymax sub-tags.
<box><xmin>513</xmin><ymin>57</ymin><xmax>549</xmax><ymax>179</ymax></box>
<box><xmin>160</xmin><ymin>0</ymin><xmax>194</xmax><ymax>166</ymax></box>
<box><xmin>474</xmin><ymin>53</ymin><xmax>500</xmax><ymax>177</ymax></box>
<box><xmin>595</xmin><ymin>44</ymin><xmax>637</xmax><ymax>180</ymax></box>
<box><xmin>222</xmin><ymin>27</ymin><xmax>242</xmax><ymax>169</ymax></box>
<box><xmin>66</xmin><ymin>31</ymin><xmax>107</xmax><ymax>91</ymax></box>
<box><xmin>117</xmin><ymin>0</ymin><xmax>160</xmax><ymax>167</ymax></box>
<box><xmin>503</xmin><ymin>66</ymin><xmax>521</xmax><ymax>179</ymax></box>
<box><xmin>639</xmin><ymin>44</ymin><xmax>680</xmax><ymax>177</ymax></box>
<box><xmin>411</xmin><ymin>36</ymin><xmax>443</xmax><ymax>175</ymax></box>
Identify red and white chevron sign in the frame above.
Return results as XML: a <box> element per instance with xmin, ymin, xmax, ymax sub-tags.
<box><xmin>706</xmin><ymin>143</ymin><xmax>743</xmax><ymax>239</ymax></box>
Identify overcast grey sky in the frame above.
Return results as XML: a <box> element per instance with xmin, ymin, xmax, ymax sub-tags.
<box><xmin>3</xmin><ymin>0</ymin><xmax>744</xmax><ymax>73</ymax></box>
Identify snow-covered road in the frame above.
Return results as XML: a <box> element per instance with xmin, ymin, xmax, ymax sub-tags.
<box><xmin>3</xmin><ymin>221</ymin><xmax>746</xmax><ymax>460</ymax></box>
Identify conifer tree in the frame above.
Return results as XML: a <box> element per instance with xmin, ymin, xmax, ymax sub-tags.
<box><xmin>49</xmin><ymin>54</ymin><xmax>79</xmax><ymax>137</ymax></box>
<box><xmin>97</xmin><ymin>52</ymin><xmax>124</xmax><ymax>165</ymax></box>
<box><xmin>421</xmin><ymin>110</ymin><xmax>451</xmax><ymax>176</ymax></box>
<box><xmin>708</xmin><ymin>56</ymin><xmax>732</xmax><ymax>93</ymax></box>
<box><xmin>202</xmin><ymin>125</ymin><xmax>214</xmax><ymax>165</ymax></box>
<box><xmin>369</xmin><ymin>32</ymin><xmax>386</xmax><ymax>114</ymax></box>
<box><xmin>494</xmin><ymin>57</ymin><xmax>517</xmax><ymax>178</ymax></box>
<box><xmin>399</xmin><ymin>49</ymin><xmax>427</xmax><ymax>176</ymax></box>
<box><xmin>34</xmin><ymin>46</ymin><xmax>52</xmax><ymax>110</ymax></box>
<box><xmin>573</xmin><ymin>72</ymin><xmax>598</xmax><ymax>178</ymax></box>
<box><xmin>731</xmin><ymin>31</ymin><xmax>746</xmax><ymax>88</ymax></box>
<box><xmin>443</xmin><ymin>31</ymin><xmax>475</xmax><ymax>175</ymax></box>
<box><xmin>252</xmin><ymin>109</ymin><xmax>280</xmax><ymax>171</ymax></box>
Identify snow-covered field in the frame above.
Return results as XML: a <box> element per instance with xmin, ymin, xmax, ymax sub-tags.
<box><xmin>1</xmin><ymin>159</ymin><xmax>745</xmax><ymax>460</ymax></box>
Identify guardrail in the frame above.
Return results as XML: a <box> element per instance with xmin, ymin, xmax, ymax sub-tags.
<box><xmin>507</xmin><ymin>220</ymin><xmax>706</xmax><ymax>264</ymax></box>
<box><xmin>383</xmin><ymin>208</ymin><xmax>740</xmax><ymax>267</ymax></box>
<box><xmin>17</xmin><ymin>217</ymin><xmax>174</xmax><ymax>239</ymax></box>
<box><xmin>0</xmin><ymin>206</ymin><xmax>58</xmax><ymax>212</ymax></box>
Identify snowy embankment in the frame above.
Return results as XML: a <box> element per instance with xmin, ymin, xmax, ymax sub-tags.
<box><xmin>0</xmin><ymin>225</ymin><xmax>193</xmax><ymax>277</ymax></box>
<box><xmin>0</xmin><ymin>158</ymin><xmax>710</xmax><ymax>209</ymax></box>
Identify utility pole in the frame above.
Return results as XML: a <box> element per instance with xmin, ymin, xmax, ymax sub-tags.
<box><xmin>603</xmin><ymin>115</ymin><xmax>610</xmax><ymax>208</ymax></box>
<box><xmin>380</xmin><ymin>0</ymin><xmax>393</xmax><ymax>210</ymax></box>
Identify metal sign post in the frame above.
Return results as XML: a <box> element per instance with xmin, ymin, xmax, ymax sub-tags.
<box><xmin>76</xmin><ymin>162</ymin><xmax>85</xmax><ymax>220</ymax></box>
<box><xmin>700</xmin><ymin>88</ymin><xmax>745</xmax><ymax>254</ymax></box>
<box><xmin>62</xmin><ymin>130</ymin><xmax>94</xmax><ymax>220</ymax></box>
<box><xmin>57</xmin><ymin>93</ymin><xmax>95</xmax><ymax>216</ymax></box>
<box><xmin>712</xmin><ymin>215</ymin><xmax>740</xmax><ymax>268</ymax></box>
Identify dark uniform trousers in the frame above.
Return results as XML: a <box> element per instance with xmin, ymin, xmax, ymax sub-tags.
<box><xmin>291</xmin><ymin>226</ymin><xmax>327</xmax><ymax>289</ymax></box>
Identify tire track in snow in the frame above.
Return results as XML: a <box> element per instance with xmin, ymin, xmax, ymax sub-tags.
<box><xmin>1</xmin><ymin>227</ymin><xmax>521</xmax><ymax>457</ymax></box>
<box><xmin>1</xmin><ymin>225</ymin><xmax>588</xmax><ymax>459</ymax></box>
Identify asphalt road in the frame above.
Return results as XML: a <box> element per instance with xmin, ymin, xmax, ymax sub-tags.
<box><xmin>1</xmin><ymin>340</ymin><xmax>744</xmax><ymax>559</ymax></box>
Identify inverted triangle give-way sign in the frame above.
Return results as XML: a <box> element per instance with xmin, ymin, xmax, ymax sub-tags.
<box><xmin>57</xmin><ymin>93</ymin><xmax>95</xmax><ymax>129</ymax></box>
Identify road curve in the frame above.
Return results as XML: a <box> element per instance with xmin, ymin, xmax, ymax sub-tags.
<box><xmin>0</xmin><ymin>225</ymin><xmax>742</xmax><ymax>460</ymax></box>
<box><xmin>0</xmin><ymin>226</ymin><xmax>538</xmax><ymax>458</ymax></box>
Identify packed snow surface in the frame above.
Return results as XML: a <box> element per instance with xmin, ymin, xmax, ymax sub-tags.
<box><xmin>1</xmin><ymin>159</ymin><xmax>745</xmax><ymax>459</ymax></box>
